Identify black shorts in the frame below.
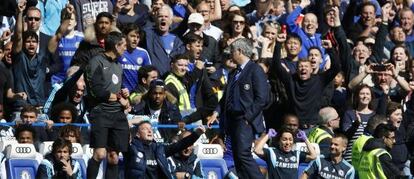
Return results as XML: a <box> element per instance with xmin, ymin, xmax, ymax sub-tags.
<box><xmin>88</xmin><ymin>107</ymin><xmax>129</xmax><ymax>152</ymax></box>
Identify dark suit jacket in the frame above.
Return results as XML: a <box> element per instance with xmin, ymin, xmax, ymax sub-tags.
<box><xmin>39</xmin><ymin>32</ymin><xmax>51</xmax><ymax>54</ymax></box>
<box><xmin>220</xmin><ymin>60</ymin><xmax>269</xmax><ymax>134</ymax></box>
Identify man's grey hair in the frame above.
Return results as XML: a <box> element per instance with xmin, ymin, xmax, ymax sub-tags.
<box><xmin>230</xmin><ymin>38</ymin><xmax>254</xmax><ymax>58</ymax></box>
<box><xmin>158</xmin><ymin>5</ymin><xmax>174</xmax><ymax>21</ymax></box>
<box><xmin>318</xmin><ymin>107</ymin><xmax>337</xmax><ymax>125</ymax></box>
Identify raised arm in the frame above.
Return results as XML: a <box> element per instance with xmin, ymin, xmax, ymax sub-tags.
<box><xmin>209</xmin><ymin>0</ymin><xmax>222</xmax><ymax>21</ymax></box>
<box><xmin>389</xmin><ymin>63</ymin><xmax>412</xmax><ymax>92</ymax></box>
<box><xmin>332</xmin><ymin>7</ymin><xmax>354</xmax><ymax>83</ymax></box>
<box><xmin>165</xmin><ymin>126</ymin><xmax>205</xmax><ymax>157</ymax></box>
<box><xmin>320</xmin><ymin>40</ymin><xmax>341</xmax><ymax>84</ymax></box>
<box><xmin>286</xmin><ymin>0</ymin><xmax>310</xmax><ymax>33</ymax></box>
<box><xmin>371</xmin><ymin>3</ymin><xmax>391</xmax><ymax>63</ymax></box>
<box><xmin>342</xmin><ymin>0</ymin><xmax>358</xmax><ymax>32</ymax></box>
<box><xmin>296</xmin><ymin>130</ymin><xmax>317</xmax><ymax>161</ymax></box>
<box><xmin>48</xmin><ymin>8</ymin><xmax>71</xmax><ymax>53</ymax></box>
<box><xmin>254</xmin><ymin>129</ymin><xmax>276</xmax><ymax>158</ymax></box>
<box><xmin>348</xmin><ymin>65</ymin><xmax>373</xmax><ymax>90</ymax></box>
<box><xmin>270</xmin><ymin>33</ymin><xmax>292</xmax><ymax>84</ymax></box>
<box><xmin>12</xmin><ymin>0</ymin><xmax>26</xmax><ymax>54</ymax></box>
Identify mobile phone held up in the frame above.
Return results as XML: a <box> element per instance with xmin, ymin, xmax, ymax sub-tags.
<box><xmin>372</xmin><ymin>64</ymin><xmax>387</xmax><ymax>71</ymax></box>
<box><xmin>281</xmin><ymin>25</ymin><xmax>287</xmax><ymax>34</ymax></box>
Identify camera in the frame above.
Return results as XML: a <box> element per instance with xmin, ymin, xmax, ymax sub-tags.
<box><xmin>371</xmin><ymin>64</ymin><xmax>386</xmax><ymax>71</ymax></box>
<box><xmin>205</xmin><ymin>61</ymin><xmax>214</xmax><ymax>68</ymax></box>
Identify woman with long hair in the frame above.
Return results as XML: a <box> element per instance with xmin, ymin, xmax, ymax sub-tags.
<box><xmin>341</xmin><ymin>84</ymin><xmax>376</xmax><ymax>162</ymax></box>
<box><xmin>219</xmin><ymin>10</ymin><xmax>252</xmax><ymax>51</ymax></box>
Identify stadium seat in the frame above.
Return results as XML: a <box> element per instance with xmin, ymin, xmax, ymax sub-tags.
<box><xmin>0</xmin><ymin>140</ymin><xmax>17</xmax><ymax>152</ymax></box>
<box><xmin>38</xmin><ymin>141</ymin><xmax>54</xmax><ymax>156</ymax></box>
<box><xmin>71</xmin><ymin>143</ymin><xmax>86</xmax><ymax>179</ymax></box>
<box><xmin>4</xmin><ymin>144</ymin><xmax>38</xmax><ymax>179</ymax></box>
<box><xmin>82</xmin><ymin>144</ymin><xmax>94</xmax><ymax>159</ymax></box>
<box><xmin>194</xmin><ymin>144</ymin><xmax>228</xmax><ymax>179</ymax></box>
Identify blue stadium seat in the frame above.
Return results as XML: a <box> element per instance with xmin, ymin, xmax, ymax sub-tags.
<box><xmin>194</xmin><ymin>144</ymin><xmax>228</xmax><ymax>179</ymax></box>
<box><xmin>4</xmin><ymin>144</ymin><xmax>38</xmax><ymax>179</ymax></box>
<box><xmin>39</xmin><ymin>141</ymin><xmax>53</xmax><ymax>156</ymax></box>
<box><xmin>200</xmin><ymin>159</ymin><xmax>228</xmax><ymax>178</ymax></box>
<box><xmin>0</xmin><ymin>139</ymin><xmax>17</xmax><ymax>152</ymax></box>
<box><xmin>71</xmin><ymin>143</ymin><xmax>86</xmax><ymax>179</ymax></box>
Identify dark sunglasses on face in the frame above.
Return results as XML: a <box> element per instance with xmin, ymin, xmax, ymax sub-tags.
<box><xmin>233</xmin><ymin>20</ymin><xmax>245</xmax><ymax>25</ymax></box>
<box><xmin>27</xmin><ymin>17</ymin><xmax>41</xmax><ymax>21</ymax></box>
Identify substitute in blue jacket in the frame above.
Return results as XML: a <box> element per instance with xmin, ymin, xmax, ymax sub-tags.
<box><xmin>36</xmin><ymin>138</ymin><xmax>82</xmax><ymax>179</ymax></box>
<box><xmin>302</xmin><ymin>134</ymin><xmax>355</xmax><ymax>179</ymax></box>
<box><xmin>124</xmin><ymin>121</ymin><xmax>205</xmax><ymax>179</ymax></box>
<box><xmin>168</xmin><ymin>130</ymin><xmax>204</xmax><ymax>179</ymax></box>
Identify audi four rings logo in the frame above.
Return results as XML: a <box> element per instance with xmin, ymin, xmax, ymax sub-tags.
<box><xmin>15</xmin><ymin>147</ymin><xmax>32</xmax><ymax>153</ymax></box>
<box><xmin>202</xmin><ymin>148</ymin><xmax>218</xmax><ymax>154</ymax></box>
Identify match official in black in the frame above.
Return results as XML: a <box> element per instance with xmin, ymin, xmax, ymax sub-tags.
<box><xmin>84</xmin><ymin>31</ymin><xmax>130</xmax><ymax>179</ymax></box>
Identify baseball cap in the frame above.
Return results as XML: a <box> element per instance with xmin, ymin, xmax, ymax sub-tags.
<box><xmin>149</xmin><ymin>79</ymin><xmax>165</xmax><ymax>91</ymax></box>
<box><xmin>188</xmin><ymin>13</ymin><xmax>204</xmax><ymax>25</ymax></box>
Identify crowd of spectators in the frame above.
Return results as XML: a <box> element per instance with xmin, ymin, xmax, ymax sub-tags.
<box><xmin>0</xmin><ymin>0</ymin><xmax>414</xmax><ymax>178</ymax></box>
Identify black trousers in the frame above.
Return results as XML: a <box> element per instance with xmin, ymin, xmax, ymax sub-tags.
<box><xmin>228</xmin><ymin>117</ymin><xmax>264</xmax><ymax>179</ymax></box>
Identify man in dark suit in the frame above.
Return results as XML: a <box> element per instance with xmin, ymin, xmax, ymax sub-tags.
<box><xmin>214</xmin><ymin>38</ymin><xmax>269</xmax><ymax>178</ymax></box>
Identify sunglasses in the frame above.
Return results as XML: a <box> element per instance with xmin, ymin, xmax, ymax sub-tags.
<box><xmin>27</xmin><ymin>17</ymin><xmax>41</xmax><ymax>21</ymax></box>
<box><xmin>233</xmin><ymin>20</ymin><xmax>245</xmax><ymax>25</ymax></box>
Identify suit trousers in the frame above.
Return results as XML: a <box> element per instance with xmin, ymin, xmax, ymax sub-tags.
<box><xmin>228</xmin><ymin>117</ymin><xmax>264</xmax><ymax>179</ymax></box>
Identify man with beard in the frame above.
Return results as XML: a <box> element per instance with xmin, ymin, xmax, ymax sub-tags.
<box><xmin>130</xmin><ymin>79</ymin><xmax>181</xmax><ymax>143</ymax></box>
<box><xmin>11</xmin><ymin>1</ymin><xmax>56</xmax><ymax>110</ymax></box>
<box><xmin>124</xmin><ymin>121</ymin><xmax>206</xmax><ymax>178</ymax></box>
<box><xmin>302</xmin><ymin>134</ymin><xmax>355</xmax><ymax>179</ymax></box>
<box><xmin>273</xmin><ymin>33</ymin><xmax>340</xmax><ymax>128</ymax></box>
<box><xmin>71</xmin><ymin>12</ymin><xmax>114</xmax><ymax>67</ymax></box>
<box><xmin>168</xmin><ymin>130</ymin><xmax>203</xmax><ymax>179</ymax></box>
<box><xmin>144</xmin><ymin>5</ymin><xmax>185</xmax><ymax>76</ymax></box>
